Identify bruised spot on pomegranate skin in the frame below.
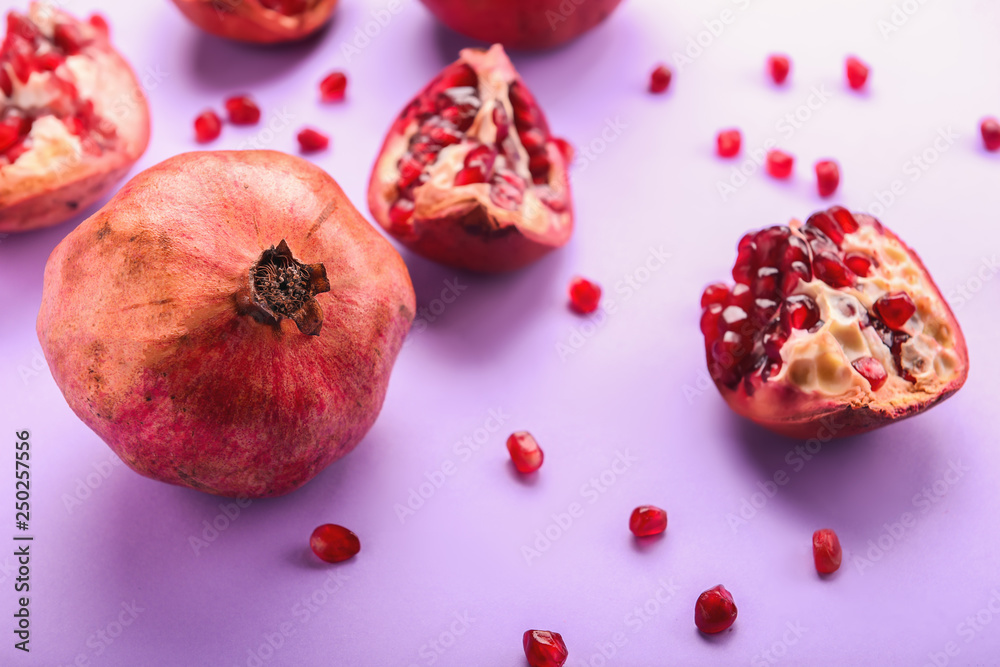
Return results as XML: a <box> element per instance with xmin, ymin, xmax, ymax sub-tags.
<box><xmin>698</xmin><ymin>207</ymin><xmax>969</xmax><ymax>438</ymax></box>
<box><xmin>0</xmin><ymin>4</ymin><xmax>150</xmax><ymax>233</ymax></box>
<box><xmin>37</xmin><ymin>151</ymin><xmax>416</xmax><ymax>498</ymax></box>
<box><xmin>367</xmin><ymin>44</ymin><xmax>574</xmax><ymax>272</ymax></box>
<box><xmin>169</xmin><ymin>0</ymin><xmax>338</xmax><ymax>44</ymax></box>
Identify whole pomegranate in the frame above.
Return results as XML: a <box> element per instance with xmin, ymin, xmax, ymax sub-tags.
<box><xmin>700</xmin><ymin>207</ymin><xmax>968</xmax><ymax>438</ymax></box>
<box><xmin>170</xmin><ymin>0</ymin><xmax>338</xmax><ymax>44</ymax></box>
<box><xmin>418</xmin><ymin>0</ymin><xmax>624</xmax><ymax>50</ymax></box>
<box><xmin>0</xmin><ymin>4</ymin><xmax>150</xmax><ymax>233</ymax></box>
<box><xmin>368</xmin><ymin>44</ymin><xmax>573</xmax><ymax>272</ymax></box>
<box><xmin>37</xmin><ymin>151</ymin><xmax>415</xmax><ymax>498</ymax></box>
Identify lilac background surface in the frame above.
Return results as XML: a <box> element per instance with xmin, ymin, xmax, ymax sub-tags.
<box><xmin>1</xmin><ymin>0</ymin><xmax>1000</xmax><ymax>665</ymax></box>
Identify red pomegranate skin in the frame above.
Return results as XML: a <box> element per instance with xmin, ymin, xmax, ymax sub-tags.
<box><xmin>37</xmin><ymin>151</ymin><xmax>415</xmax><ymax>498</ymax></box>
<box><xmin>0</xmin><ymin>3</ymin><xmax>151</xmax><ymax>233</ymax></box>
<box><xmin>418</xmin><ymin>0</ymin><xmax>624</xmax><ymax>50</ymax></box>
<box><xmin>170</xmin><ymin>0</ymin><xmax>338</xmax><ymax>44</ymax></box>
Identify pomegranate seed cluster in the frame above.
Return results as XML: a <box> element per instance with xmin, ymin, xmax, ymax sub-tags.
<box><xmin>0</xmin><ymin>11</ymin><xmax>115</xmax><ymax>164</ymax></box>
<box><xmin>700</xmin><ymin>207</ymin><xmax>930</xmax><ymax>394</ymax></box>
<box><xmin>387</xmin><ymin>62</ymin><xmax>567</xmax><ymax>230</ymax></box>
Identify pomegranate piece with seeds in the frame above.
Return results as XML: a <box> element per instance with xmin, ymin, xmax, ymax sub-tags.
<box><xmin>569</xmin><ymin>277</ymin><xmax>601</xmax><ymax>314</ymax></box>
<box><xmin>812</xmin><ymin>528</ymin><xmax>842</xmax><ymax>574</ymax></box>
<box><xmin>699</xmin><ymin>207</ymin><xmax>968</xmax><ymax>438</ymax></box>
<box><xmin>629</xmin><ymin>505</ymin><xmax>667</xmax><ymax>537</ymax></box>
<box><xmin>319</xmin><ymin>70</ymin><xmax>347</xmax><ymax>102</ymax></box>
<box><xmin>418</xmin><ymin>0</ymin><xmax>623</xmax><ymax>50</ymax></box>
<box><xmin>649</xmin><ymin>64</ymin><xmax>672</xmax><ymax>94</ymax></box>
<box><xmin>368</xmin><ymin>45</ymin><xmax>573</xmax><ymax>272</ymax></box>
<box><xmin>225</xmin><ymin>95</ymin><xmax>261</xmax><ymax>125</ymax></box>
<box><xmin>194</xmin><ymin>110</ymin><xmax>222</xmax><ymax>143</ymax></box>
<box><xmin>717</xmin><ymin>129</ymin><xmax>741</xmax><ymax>158</ymax></box>
<box><xmin>767</xmin><ymin>54</ymin><xmax>790</xmax><ymax>84</ymax></box>
<box><xmin>695</xmin><ymin>585</ymin><xmax>737</xmax><ymax>634</ymax></box>
<box><xmin>507</xmin><ymin>431</ymin><xmax>543</xmax><ymax>474</ymax></box>
<box><xmin>297</xmin><ymin>127</ymin><xmax>329</xmax><ymax>153</ymax></box>
<box><xmin>0</xmin><ymin>4</ymin><xmax>150</xmax><ymax>233</ymax></box>
<box><xmin>815</xmin><ymin>160</ymin><xmax>840</xmax><ymax>197</ymax></box>
<box><xmin>523</xmin><ymin>630</ymin><xmax>568</xmax><ymax>667</ymax></box>
<box><xmin>169</xmin><ymin>0</ymin><xmax>338</xmax><ymax>44</ymax></box>
<box><xmin>981</xmin><ymin>117</ymin><xmax>1000</xmax><ymax>152</ymax></box>
<box><xmin>310</xmin><ymin>524</ymin><xmax>360</xmax><ymax>563</ymax></box>
<box><xmin>846</xmin><ymin>56</ymin><xmax>870</xmax><ymax>90</ymax></box>
<box><xmin>767</xmin><ymin>150</ymin><xmax>794</xmax><ymax>179</ymax></box>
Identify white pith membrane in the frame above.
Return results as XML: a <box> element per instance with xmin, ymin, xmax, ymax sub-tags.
<box><xmin>369</xmin><ymin>44</ymin><xmax>572</xmax><ymax>243</ymax></box>
<box><xmin>703</xmin><ymin>211</ymin><xmax>966</xmax><ymax>426</ymax></box>
<box><xmin>776</xmin><ymin>220</ymin><xmax>960</xmax><ymax>398</ymax></box>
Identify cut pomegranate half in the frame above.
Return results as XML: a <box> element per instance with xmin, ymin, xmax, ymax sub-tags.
<box><xmin>700</xmin><ymin>207</ymin><xmax>968</xmax><ymax>438</ymax></box>
<box><xmin>169</xmin><ymin>0</ymin><xmax>338</xmax><ymax>44</ymax></box>
<box><xmin>0</xmin><ymin>4</ymin><xmax>150</xmax><ymax>233</ymax></box>
<box><xmin>367</xmin><ymin>44</ymin><xmax>573</xmax><ymax>272</ymax></box>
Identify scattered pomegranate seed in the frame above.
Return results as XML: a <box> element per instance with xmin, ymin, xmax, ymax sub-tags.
<box><xmin>843</xmin><ymin>252</ymin><xmax>873</xmax><ymax>277</ymax></box>
<box><xmin>507</xmin><ymin>432</ymin><xmax>544</xmax><ymax>474</ymax></box>
<box><xmin>297</xmin><ymin>127</ymin><xmax>329</xmax><ymax>153</ymax></box>
<box><xmin>319</xmin><ymin>71</ymin><xmax>348</xmax><ymax>102</ymax></box>
<box><xmin>812</xmin><ymin>528</ymin><xmax>843</xmax><ymax>574</ymax></box>
<box><xmin>846</xmin><ymin>56</ymin><xmax>870</xmax><ymax>90</ymax></box>
<box><xmin>569</xmin><ymin>277</ymin><xmax>601</xmax><ymax>314</ymax></box>
<box><xmin>873</xmin><ymin>292</ymin><xmax>916</xmax><ymax>330</ymax></box>
<box><xmin>716</xmin><ymin>129</ymin><xmax>741</xmax><ymax>158</ymax></box>
<box><xmin>523</xmin><ymin>630</ymin><xmax>568</xmax><ymax>667</ymax></box>
<box><xmin>649</xmin><ymin>64</ymin><xmax>672</xmax><ymax>94</ymax></box>
<box><xmin>767</xmin><ymin>54</ymin><xmax>790</xmax><ymax>84</ymax></box>
<box><xmin>815</xmin><ymin>160</ymin><xmax>840</xmax><ymax>197</ymax></box>
<box><xmin>225</xmin><ymin>95</ymin><xmax>261</xmax><ymax>125</ymax></box>
<box><xmin>766</xmin><ymin>150</ymin><xmax>794</xmax><ymax>179</ymax></box>
<box><xmin>88</xmin><ymin>13</ymin><xmax>109</xmax><ymax>37</ymax></box>
<box><xmin>694</xmin><ymin>585</ymin><xmax>738</xmax><ymax>634</ymax></box>
<box><xmin>193</xmin><ymin>110</ymin><xmax>222</xmax><ymax>143</ymax></box>
<box><xmin>852</xmin><ymin>357</ymin><xmax>888</xmax><ymax>391</ymax></box>
<box><xmin>309</xmin><ymin>524</ymin><xmax>360</xmax><ymax>563</ymax></box>
<box><xmin>629</xmin><ymin>505</ymin><xmax>668</xmax><ymax>537</ymax></box>
<box><xmin>981</xmin><ymin>118</ymin><xmax>1000</xmax><ymax>152</ymax></box>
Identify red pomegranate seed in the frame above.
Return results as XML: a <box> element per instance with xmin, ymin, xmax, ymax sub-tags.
<box><xmin>569</xmin><ymin>277</ymin><xmax>601</xmax><ymax>314</ymax></box>
<box><xmin>53</xmin><ymin>22</ymin><xmax>86</xmax><ymax>55</ymax></box>
<box><xmin>701</xmin><ymin>282</ymin><xmax>730</xmax><ymax>308</ymax></box>
<box><xmin>827</xmin><ymin>205</ymin><xmax>859</xmax><ymax>233</ymax></box>
<box><xmin>0</xmin><ymin>122</ymin><xmax>19</xmax><ymax>153</ymax></box>
<box><xmin>767</xmin><ymin>54</ymin><xmax>791</xmax><ymax>84</ymax></box>
<box><xmin>309</xmin><ymin>524</ymin><xmax>360</xmax><ymax>563</ymax></box>
<box><xmin>701</xmin><ymin>304</ymin><xmax>722</xmax><ymax>336</ymax></box>
<box><xmin>812</xmin><ymin>528</ymin><xmax>842</xmax><ymax>574</ymax></box>
<box><xmin>193</xmin><ymin>110</ymin><xmax>222</xmax><ymax>143</ymax></box>
<box><xmin>716</xmin><ymin>129</ymin><xmax>741</xmax><ymax>158</ymax></box>
<box><xmin>981</xmin><ymin>118</ymin><xmax>1000</xmax><ymax>152</ymax></box>
<box><xmin>843</xmin><ymin>252</ymin><xmax>872</xmax><ymax>277</ymax></box>
<box><xmin>813</xmin><ymin>253</ymin><xmax>853</xmax><ymax>288</ymax></box>
<box><xmin>815</xmin><ymin>160</ymin><xmax>840</xmax><ymax>197</ymax></box>
<box><xmin>873</xmin><ymin>292</ymin><xmax>916</xmax><ymax>330</ymax></box>
<box><xmin>88</xmin><ymin>13</ymin><xmax>109</xmax><ymax>37</ymax></box>
<box><xmin>852</xmin><ymin>357</ymin><xmax>888</xmax><ymax>391</ymax></box>
<box><xmin>649</xmin><ymin>64</ymin><xmax>672</xmax><ymax>94</ymax></box>
<box><xmin>695</xmin><ymin>585</ymin><xmax>738</xmax><ymax>634</ymax></box>
<box><xmin>805</xmin><ymin>210</ymin><xmax>844</xmax><ymax>245</ymax></box>
<box><xmin>766</xmin><ymin>150</ymin><xmax>794</xmax><ymax>179</ymax></box>
<box><xmin>846</xmin><ymin>56</ymin><xmax>870</xmax><ymax>90</ymax></box>
<box><xmin>320</xmin><ymin>71</ymin><xmax>348</xmax><ymax>102</ymax></box>
<box><xmin>507</xmin><ymin>431</ymin><xmax>543</xmax><ymax>474</ymax></box>
<box><xmin>225</xmin><ymin>95</ymin><xmax>261</xmax><ymax>125</ymax></box>
<box><xmin>387</xmin><ymin>199</ymin><xmax>414</xmax><ymax>229</ymax></box>
<box><xmin>297</xmin><ymin>127</ymin><xmax>329</xmax><ymax>152</ymax></box>
<box><xmin>784</xmin><ymin>295</ymin><xmax>819</xmax><ymax>330</ymax></box>
<box><xmin>523</xmin><ymin>630</ymin><xmax>568</xmax><ymax>667</ymax></box>
<box><xmin>0</xmin><ymin>68</ymin><xmax>11</xmax><ymax>97</ymax></box>
<box><xmin>629</xmin><ymin>505</ymin><xmax>667</xmax><ymax>537</ymax></box>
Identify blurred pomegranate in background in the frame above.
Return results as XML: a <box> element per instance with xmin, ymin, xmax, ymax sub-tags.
<box><xmin>169</xmin><ymin>0</ymin><xmax>338</xmax><ymax>44</ymax></box>
<box><xmin>418</xmin><ymin>0</ymin><xmax>625</xmax><ymax>50</ymax></box>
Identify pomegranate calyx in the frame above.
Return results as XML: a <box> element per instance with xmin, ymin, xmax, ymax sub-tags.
<box><xmin>248</xmin><ymin>239</ymin><xmax>330</xmax><ymax>335</ymax></box>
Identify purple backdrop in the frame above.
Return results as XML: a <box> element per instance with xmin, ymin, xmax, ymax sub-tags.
<box><xmin>2</xmin><ymin>0</ymin><xmax>1000</xmax><ymax>665</ymax></box>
